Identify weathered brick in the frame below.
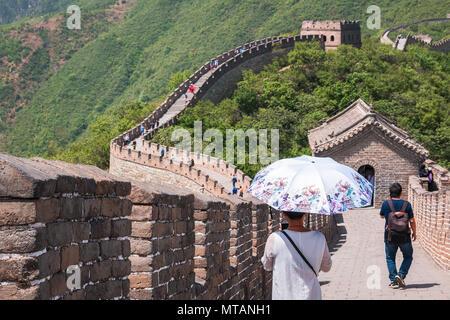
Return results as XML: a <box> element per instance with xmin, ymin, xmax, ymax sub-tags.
<box><xmin>79</xmin><ymin>242</ymin><xmax>100</xmax><ymax>263</ymax></box>
<box><xmin>61</xmin><ymin>198</ymin><xmax>82</xmax><ymax>220</ymax></box>
<box><xmin>39</xmin><ymin>249</ymin><xmax>61</xmax><ymax>277</ymax></box>
<box><xmin>0</xmin><ymin>256</ymin><xmax>39</xmax><ymax>282</ymax></box>
<box><xmin>105</xmin><ymin>280</ymin><xmax>123</xmax><ymax>299</ymax></box>
<box><xmin>0</xmin><ymin>227</ymin><xmax>47</xmax><ymax>253</ymax></box>
<box><xmin>112</xmin><ymin>260</ymin><xmax>131</xmax><ymax>278</ymax></box>
<box><xmin>0</xmin><ymin>284</ymin><xmax>39</xmax><ymax>300</ymax></box>
<box><xmin>130</xmin><ymin>239</ymin><xmax>152</xmax><ymax>256</ymax></box>
<box><xmin>130</xmin><ymin>205</ymin><xmax>157</xmax><ymax>221</ymax></box>
<box><xmin>90</xmin><ymin>219</ymin><xmax>111</xmax><ymax>239</ymax></box>
<box><xmin>101</xmin><ymin>198</ymin><xmax>121</xmax><ymax>217</ymax></box>
<box><xmin>90</xmin><ymin>260</ymin><xmax>112</xmax><ymax>282</ymax></box>
<box><xmin>131</xmin><ymin>221</ymin><xmax>152</xmax><ymax>238</ymax></box>
<box><xmin>0</xmin><ymin>201</ymin><xmax>36</xmax><ymax>226</ymax></box>
<box><xmin>129</xmin><ymin>273</ymin><xmax>152</xmax><ymax>289</ymax></box>
<box><xmin>129</xmin><ymin>256</ymin><xmax>153</xmax><ymax>272</ymax></box>
<box><xmin>72</xmin><ymin>222</ymin><xmax>91</xmax><ymax>242</ymax></box>
<box><xmin>84</xmin><ymin>198</ymin><xmax>101</xmax><ymax>218</ymax></box>
<box><xmin>100</xmin><ymin>240</ymin><xmax>122</xmax><ymax>258</ymax></box>
<box><xmin>85</xmin><ymin>282</ymin><xmax>107</xmax><ymax>300</ymax></box>
<box><xmin>122</xmin><ymin>239</ymin><xmax>131</xmax><ymax>257</ymax></box>
<box><xmin>121</xmin><ymin>199</ymin><xmax>133</xmax><ymax>217</ymax></box>
<box><xmin>61</xmin><ymin>245</ymin><xmax>80</xmax><ymax>270</ymax></box>
<box><xmin>36</xmin><ymin>198</ymin><xmax>61</xmax><ymax>223</ymax></box>
<box><xmin>49</xmin><ymin>272</ymin><xmax>67</xmax><ymax>298</ymax></box>
<box><xmin>47</xmin><ymin>222</ymin><xmax>72</xmax><ymax>247</ymax></box>
<box><xmin>111</xmin><ymin>219</ymin><xmax>132</xmax><ymax>237</ymax></box>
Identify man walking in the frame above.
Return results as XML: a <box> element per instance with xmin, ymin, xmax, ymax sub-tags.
<box><xmin>379</xmin><ymin>183</ymin><xmax>416</xmax><ymax>289</ymax></box>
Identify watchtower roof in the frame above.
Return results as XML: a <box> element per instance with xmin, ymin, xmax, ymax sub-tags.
<box><xmin>308</xmin><ymin>99</ymin><xmax>429</xmax><ymax>157</ymax></box>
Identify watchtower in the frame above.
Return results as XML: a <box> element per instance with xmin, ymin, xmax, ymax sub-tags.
<box><xmin>301</xmin><ymin>20</ymin><xmax>362</xmax><ymax>51</ymax></box>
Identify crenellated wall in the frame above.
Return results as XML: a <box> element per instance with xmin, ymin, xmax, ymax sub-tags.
<box><xmin>123</xmin><ymin>179</ymin><xmax>335</xmax><ymax>300</ymax></box>
<box><xmin>0</xmin><ymin>154</ymin><xmax>132</xmax><ymax>300</ymax></box>
<box><xmin>408</xmin><ymin>162</ymin><xmax>450</xmax><ymax>271</ymax></box>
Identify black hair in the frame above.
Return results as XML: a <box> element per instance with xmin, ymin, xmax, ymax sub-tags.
<box><xmin>389</xmin><ymin>183</ymin><xmax>402</xmax><ymax>198</ymax></box>
<box><xmin>283</xmin><ymin>211</ymin><xmax>306</xmax><ymax>220</ymax></box>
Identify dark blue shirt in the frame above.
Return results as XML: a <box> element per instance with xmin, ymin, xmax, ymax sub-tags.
<box><xmin>379</xmin><ymin>199</ymin><xmax>414</xmax><ymax>229</ymax></box>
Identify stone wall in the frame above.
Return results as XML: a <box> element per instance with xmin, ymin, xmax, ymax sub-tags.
<box><xmin>0</xmin><ymin>154</ymin><xmax>132</xmax><ymax>300</ymax></box>
<box><xmin>121</xmin><ymin>178</ymin><xmax>335</xmax><ymax>300</ymax></box>
<box><xmin>408</xmin><ymin>174</ymin><xmax>449</xmax><ymax>271</ymax></box>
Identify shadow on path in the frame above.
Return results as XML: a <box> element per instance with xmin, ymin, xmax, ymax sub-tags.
<box><xmin>406</xmin><ymin>283</ymin><xmax>440</xmax><ymax>289</ymax></box>
<box><xmin>328</xmin><ymin>213</ymin><xmax>347</xmax><ymax>255</ymax></box>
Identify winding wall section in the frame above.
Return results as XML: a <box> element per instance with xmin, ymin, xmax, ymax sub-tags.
<box><xmin>110</xmin><ymin>34</ymin><xmax>323</xmax><ymax>199</ymax></box>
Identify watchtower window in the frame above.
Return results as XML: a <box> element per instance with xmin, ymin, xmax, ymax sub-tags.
<box><xmin>331</xmin><ymin>35</ymin><xmax>335</xmax><ymax>42</ymax></box>
<box><xmin>323</xmin><ymin>35</ymin><xmax>327</xmax><ymax>42</ymax></box>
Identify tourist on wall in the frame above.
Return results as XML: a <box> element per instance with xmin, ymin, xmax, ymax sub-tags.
<box><xmin>418</xmin><ymin>164</ymin><xmax>428</xmax><ymax>177</ymax></box>
<box><xmin>124</xmin><ymin>134</ymin><xmax>130</xmax><ymax>145</ymax></box>
<box><xmin>160</xmin><ymin>148</ymin><xmax>165</xmax><ymax>158</ymax></box>
<box><xmin>261</xmin><ymin>211</ymin><xmax>332</xmax><ymax>300</ymax></box>
<box><xmin>379</xmin><ymin>183</ymin><xmax>416</xmax><ymax>289</ymax></box>
<box><xmin>188</xmin><ymin>83</ymin><xmax>196</xmax><ymax>95</ymax></box>
<box><xmin>427</xmin><ymin>170</ymin><xmax>438</xmax><ymax>191</ymax></box>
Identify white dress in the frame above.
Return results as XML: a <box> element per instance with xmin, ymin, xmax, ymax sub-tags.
<box><xmin>261</xmin><ymin>230</ymin><xmax>332</xmax><ymax>300</ymax></box>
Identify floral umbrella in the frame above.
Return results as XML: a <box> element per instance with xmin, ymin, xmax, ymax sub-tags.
<box><xmin>248</xmin><ymin>155</ymin><xmax>373</xmax><ymax>214</ymax></box>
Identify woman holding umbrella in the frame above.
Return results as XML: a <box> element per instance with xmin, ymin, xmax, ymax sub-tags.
<box><xmin>261</xmin><ymin>210</ymin><xmax>332</xmax><ymax>300</ymax></box>
<box><xmin>249</xmin><ymin>155</ymin><xmax>373</xmax><ymax>300</ymax></box>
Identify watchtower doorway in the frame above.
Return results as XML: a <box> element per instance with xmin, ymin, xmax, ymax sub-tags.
<box><xmin>358</xmin><ymin>165</ymin><xmax>375</xmax><ymax>206</ymax></box>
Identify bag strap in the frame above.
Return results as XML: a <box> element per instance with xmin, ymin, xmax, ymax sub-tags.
<box><xmin>281</xmin><ymin>230</ymin><xmax>317</xmax><ymax>277</ymax></box>
<box><xmin>400</xmin><ymin>200</ymin><xmax>408</xmax><ymax>213</ymax></box>
<box><xmin>387</xmin><ymin>199</ymin><xmax>395</xmax><ymax>213</ymax></box>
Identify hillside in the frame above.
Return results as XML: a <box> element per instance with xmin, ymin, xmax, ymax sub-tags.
<box><xmin>0</xmin><ymin>0</ymin><xmax>448</xmax><ymax>157</ymax></box>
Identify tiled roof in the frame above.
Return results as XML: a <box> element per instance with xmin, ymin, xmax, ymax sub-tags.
<box><xmin>308</xmin><ymin>99</ymin><xmax>429</xmax><ymax>157</ymax></box>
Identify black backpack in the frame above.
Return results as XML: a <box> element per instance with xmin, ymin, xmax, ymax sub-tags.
<box><xmin>387</xmin><ymin>200</ymin><xmax>410</xmax><ymax>243</ymax></box>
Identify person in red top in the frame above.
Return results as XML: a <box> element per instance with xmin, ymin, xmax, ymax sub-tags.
<box><xmin>188</xmin><ymin>84</ymin><xmax>196</xmax><ymax>94</ymax></box>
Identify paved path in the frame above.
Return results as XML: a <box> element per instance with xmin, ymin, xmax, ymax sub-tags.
<box><xmin>320</xmin><ymin>208</ymin><xmax>450</xmax><ymax>300</ymax></box>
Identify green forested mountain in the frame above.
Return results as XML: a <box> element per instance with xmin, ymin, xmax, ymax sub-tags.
<box><xmin>0</xmin><ymin>0</ymin><xmax>448</xmax><ymax>158</ymax></box>
<box><xmin>0</xmin><ymin>0</ymin><xmax>114</xmax><ymax>24</ymax></box>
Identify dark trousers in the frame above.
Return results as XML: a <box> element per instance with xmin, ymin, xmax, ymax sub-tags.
<box><xmin>384</xmin><ymin>236</ymin><xmax>413</xmax><ymax>281</ymax></box>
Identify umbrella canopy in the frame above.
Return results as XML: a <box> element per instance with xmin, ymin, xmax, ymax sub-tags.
<box><xmin>248</xmin><ymin>155</ymin><xmax>373</xmax><ymax>214</ymax></box>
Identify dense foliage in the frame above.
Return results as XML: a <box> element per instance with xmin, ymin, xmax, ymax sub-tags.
<box><xmin>1</xmin><ymin>0</ymin><xmax>448</xmax><ymax>157</ymax></box>
<box><xmin>151</xmin><ymin>39</ymin><xmax>449</xmax><ymax>176</ymax></box>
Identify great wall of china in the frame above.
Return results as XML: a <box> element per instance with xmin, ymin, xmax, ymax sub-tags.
<box><xmin>380</xmin><ymin>17</ymin><xmax>450</xmax><ymax>53</ymax></box>
<box><xmin>0</xmin><ymin>26</ymin><xmax>449</xmax><ymax>300</ymax></box>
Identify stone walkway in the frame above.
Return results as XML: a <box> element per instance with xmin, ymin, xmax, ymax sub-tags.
<box><xmin>320</xmin><ymin>207</ymin><xmax>450</xmax><ymax>300</ymax></box>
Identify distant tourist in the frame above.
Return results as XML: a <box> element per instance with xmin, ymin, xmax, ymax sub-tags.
<box><xmin>140</xmin><ymin>124</ymin><xmax>145</xmax><ymax>135</ymax></box>
<box><xmin>210</xmin><ymin>60</ymin><xmax>214</xmax><ymax>70</ymax></box>
<box><xmin>184</xmin><ymin>93</ymin><xmax>188</xmax><ymax>105</ymax></box>
<box><xmin>261</xmin><ymin>211</ymin><xmax>332</xmax><ymax>300</ymax></box>
<box><xmin>214</xmin><ymin>59</ymin><xmax>219</xmax><ymax>68</ymax></box>
<box><xmin>124</xmin><ymin>134</ymin><xmax>130</xmax><ymax>145</ymax></box>
<box><xmin>189</xmin><ymin>159</ymin><xmax>194</xmax><ymax>168</ymax></box>
<box><xmin>232</xmin><ymin>175</ymin><xmax>237</xmax><ymax>188</ymax></box>
<box><xmin>188</xmin><ymin>83</ymin><xmax>196</xmax><ymax>94</ymax></box>
<box><xmin>239</xmin><ymin>187</ymin><xmax>243</xmax><ymax>197</ymax></box>
<box><xmin>232</xmin><ymin>187</ymin><xmax>238</xmax><ymax>195</ymax></box>
<box><xmin>379</xmin><ymin>183</ymin><xmax>416</xmax><ymax>289</ymax></box>
<box><xmin>161</xmin><ymin>148</ymin><xmax>165</xmax><ymax>157</ymax></box>
<box><xmin>418</xmin><ymin>164</ymin><xmax>428</xmax><ymax>177</ymax></box>
<box><xmin>427</xmin><ymin>170</ymin><xmax>438</xmax><ymax>191</ymax></box>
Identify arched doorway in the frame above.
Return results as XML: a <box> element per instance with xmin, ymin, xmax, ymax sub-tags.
<box><xmin>358</xmin><ymin>165</ymin><xmax>375</xmax><ymax>206</ymax></box>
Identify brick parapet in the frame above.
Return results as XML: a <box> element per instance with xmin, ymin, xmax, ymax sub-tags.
<box><xmin>408</xmin><ymin>175</ymin><xmax>449</xmax><ymax>271</ymax></box>
<box><xmin>0</xmin><ymin>154</ymin><xmax>132</xmax><ymax>300</ymax></box>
